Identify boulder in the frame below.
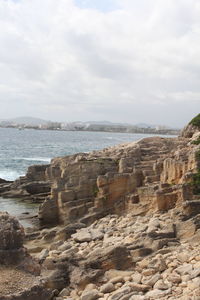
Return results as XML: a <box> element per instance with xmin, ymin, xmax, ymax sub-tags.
<box><xmin>86</xmin><ymin>245</ymin><xmax>132</xmax><ymax>271</ymax></box>
<box><xmin>72</xmin><ymin>228</ymin><xmax>104</xmax><ymax>243</ymax></box>
<box><xmin>100</xmin><ymin>282</ymin><xmax>115</xmax><ymax>293</ymax></box>
<box><xmin>81</xmin><ymin>289</ymin><xmax>99</xmax><ymax>300</ymax></box>
<box><xmin>0</xmin><ymin>212</ymin><xmax>25</xmax><ymax>265</ymax></box>
<box><xmin>21</xmin><ymin>181</ymin><xmax>51</xmax><ymax>195</ymax></box>
<box><xmin>45</xmin><ymin>267</ymin><xmax>69</xmax><ymax>291</ymax></box>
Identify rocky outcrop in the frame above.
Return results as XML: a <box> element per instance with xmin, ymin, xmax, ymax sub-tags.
<box><xmin>181</xmin><ymin>123</ymin><xmax>199</xmax><ymax>138</ymax></box>
<box><xmin>0</xmin><ymin>212</ymin><xmax>53</xmax><ymax>300</ymax></box>
<box><xmin>0</xmin><ymin>212</ymin><xmax>25</xmax><ymax>265</ymax></box>
<box><xmin>181</xmin><ymin>113</ymin><xmax>200</xmax><ymax>138</ymax></box>
<box><xmin>37</xmin><ymin>134</ymin><xmax>199</xmax><ymax>226</ymax></box>
<box><xmin>0</xmin><ymin>164</ymin><xmax>51</xmax><ymax>202</ymax></box>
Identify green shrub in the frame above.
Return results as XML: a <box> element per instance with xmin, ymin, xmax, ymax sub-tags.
<box><xmin>191</xmin><ymin>171</ymin><xmax>200</xmax><ymax>194</ymax></box>
<box><xmin>93</xmin><ymin>185</ymin><xmax>99</xmax><ymax>197</ymax></box>
<box><xmin>191</xmin><ymin>137</ymin><xmax>200</xmax><ymax>145</ymax></box>
<box><xmin>190</xmin><ymin>150</ymin><xmax>200</xmax><ymax>194</ymax></box>
<box><xmin>189</xmin><ymin>113</ymin><xmax>200</xmax><ymax>128</ymax></box>
<box><xmin>195</xmin><ymin>150</ymin><xmax>200</xmax><ymax>161</ymax></box>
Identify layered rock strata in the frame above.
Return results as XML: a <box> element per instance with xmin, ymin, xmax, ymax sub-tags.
<box><xmin>37</xmin><ymin>133</ymin><xmax>198</xmax><ymax>226</ymax></box>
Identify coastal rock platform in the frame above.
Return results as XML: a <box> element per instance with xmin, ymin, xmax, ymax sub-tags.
<box><xmin>1</xmin><ymin>114</ymin><xmax>200</xmax><ymax>299</ymax></box>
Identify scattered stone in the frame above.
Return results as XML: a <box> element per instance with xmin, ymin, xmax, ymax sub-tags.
<box><xmin>110</xmin><ymin>277</ymin><xmax>125</xmax><ymax>284</ymax></box>
<box><xmin>100</xmin><ymin>282</ymin><xmax>115</xmax><ymax>293</ymax></box>
<box><xmin>190</xmin><ymin>268</ymin><xmax>200</xmax><ymax>279</ymax></box>
<box><xmin>81</xmin><ymin>289</ymin><xmax>99</xmax><ymax>300</ymax></box>
<box><xmin>167</xmin><ymin>273</ymin><xmax>182</xmax><ymax>284</ymax></box>
<box><xmin>144</xmin><ymin>273</ymin><xmax>161</xmax><ymax>286</ymax></box>
<box><xmin>154</xmin><ymin>279</ymin><xmax>169</xmax><ymax>290</ymax></box>
<box><xmin>145</xmin><ymin>288</ymin><xmax>171</xmax><ymax>298</ymax></box>
<box><xmin>59</xmin><ymin>287</ymin><xmax>71</xmax><ymax>297</ymax></box>
<box><xmin>108</xmin><ymin>286</ymin><xmax>132</xmax><ymax>300</ymax></box>
<box><xmin>176</xmin><ymin>264</ymin><xmax>193</xmax><ymax>275</ymax></box>
<box><xmin>37</xmin><ymin>249</ymin><xmax>49</xmax><ymax>262</ymax></box>
<box><xmin>131</xmin><ymin>272</ymin><xmax>142</xmax><ymax>284</ymax></box>
<box><xmin>128</xmin><ymin>282</ymin><xmax>150</xmax><ymax>292</ymax></box>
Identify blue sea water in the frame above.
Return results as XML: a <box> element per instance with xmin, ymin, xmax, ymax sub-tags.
<box><xmin>0</xmin><ymin>127</ymin><xmax>175</xmax><ymax>181</ymax></box>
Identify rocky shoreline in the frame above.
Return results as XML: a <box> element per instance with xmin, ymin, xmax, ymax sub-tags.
<box><xmin>1</xmin><ymin>116</ymin><xmax>200</xmax><ymax>299</ymax></box>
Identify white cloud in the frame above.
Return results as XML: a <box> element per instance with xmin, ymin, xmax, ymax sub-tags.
<box><xmin>0</xmin><ymin>0</ymin><xmax>200</xmax><ymax>126</ymax></box>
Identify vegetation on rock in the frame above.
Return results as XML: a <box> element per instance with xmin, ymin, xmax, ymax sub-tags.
<box><xmin>191</xmin><ymin>171</ymin><xmax>200</xmax><ymax>194</ymax></box>
<box><xmin>191</xmin><ymin>136</ymin><xmax>200</xmax><ymax>145</ymax></box>
<box><xmin>195</xmin><ymin>149</ymin><xmax>200</xmax><ymax>161</ymax></box>
<box><xmin>189</xmin><ymin>113</ymin><xmax>200</xmax><ymax>128</ymax></box>
<box><xmin>190</xmin><ymin>150</ymin><xmax>200</xmax><ymax>194</ymax></box>
<box><xmin>188</xmin><ymin>114</ymin><xmax>200</xmax><ymax>194</ymax></box>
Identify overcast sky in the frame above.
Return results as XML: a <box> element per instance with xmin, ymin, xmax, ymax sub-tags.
<box><xmin>0</xmin><ymin>0</ymin><xmax>200</xmax><ymax>127</ymax></box>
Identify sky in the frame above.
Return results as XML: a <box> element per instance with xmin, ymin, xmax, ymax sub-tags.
<box><xmin>0</xmin><ymin>0</ymin><xmax>200</xmax><ymax>127</ymax></box>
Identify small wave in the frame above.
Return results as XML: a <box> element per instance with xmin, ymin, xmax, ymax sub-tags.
<box><xmin>0</xmin><ymin>170</ymin><xmax>24</xmax><ymax>181</ymax></box>
<box><xmin>15</xmin><ymin>157</ymin><xmax>51</xmax><ymax>163</ymax></box>
<box><xmin>106</xmin><ymin>137</ymin><xmax>127</xmax><ymax>142</ymax></box>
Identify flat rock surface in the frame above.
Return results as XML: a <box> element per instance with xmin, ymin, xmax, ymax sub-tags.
<box><xmin>0</xmin><ymin>266</ymin><xmax>39</xmax><ymax>297</ymax></box>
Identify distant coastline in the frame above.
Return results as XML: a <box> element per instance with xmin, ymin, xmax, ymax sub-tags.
<box><xmin>0</xmin><ymin>125</ymin><xmax>180</xmax><ymax>135</ymax></box>
<box><xmin>0</xmin><ymin>117</ymin><xmax>180</xmax><ymax>135</ymax></box>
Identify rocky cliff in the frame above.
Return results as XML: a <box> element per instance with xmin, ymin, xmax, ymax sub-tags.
<box><xmin>35</xmin><ymin>122</ymin><xmax>199</xmax><ymax>226</ymax></box>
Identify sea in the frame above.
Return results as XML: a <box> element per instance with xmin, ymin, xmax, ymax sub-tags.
<box><xmin>0</xmin><ymin>127</ymin><xmax>176</xmax><ymax>226</ymax></box>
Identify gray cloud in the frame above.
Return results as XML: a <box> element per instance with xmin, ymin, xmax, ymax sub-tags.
<box><xmin>0</xmin><ymin>0</ymin><xmax>200</xmax><ymax>127</ymax></box>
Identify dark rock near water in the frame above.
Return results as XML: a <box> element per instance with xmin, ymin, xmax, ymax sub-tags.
<box><xmin>21</xmin><ymin>181</ymin><xmax>51</xmax><ymax>195</ymax></box>
<box><xmin>0</xmin><ymin>178</ymin><xmax>12</xmax><ymax>184</ymax></box>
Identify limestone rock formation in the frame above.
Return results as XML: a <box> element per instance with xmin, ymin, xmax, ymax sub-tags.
<box><xmin>37</xmin><ymin>133</ymin><xmax>199</xmax><ymax>226</ymax></box>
